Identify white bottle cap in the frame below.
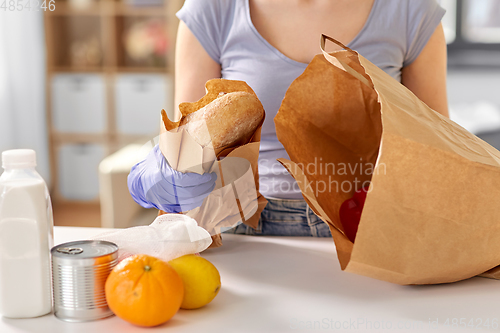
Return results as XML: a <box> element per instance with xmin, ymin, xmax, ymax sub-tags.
<box><xmin>2</xmin><ymin>149</ymin><xmax>37</xmax><ymax>169</ymax></box>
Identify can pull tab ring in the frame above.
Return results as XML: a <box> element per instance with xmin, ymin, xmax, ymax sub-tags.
<box><xmin>56</xmin><ymin>247</ymin><xmax>84</xmax><ymax>255</ymax></box>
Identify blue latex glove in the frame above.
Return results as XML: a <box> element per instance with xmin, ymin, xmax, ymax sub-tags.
<box><xmin>127</xmin><ymin>145</ymin><xmax>217</xmax><ymax>213</ymax></box>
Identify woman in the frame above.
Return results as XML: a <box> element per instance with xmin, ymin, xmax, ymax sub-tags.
<box><xmin>128</xmin><ymin>0</ymin><xmax>448</xmax><ymax>237</ymax></box>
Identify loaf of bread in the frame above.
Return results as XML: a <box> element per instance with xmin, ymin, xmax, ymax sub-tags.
<box><xmin>179</xmin><ymin>91</ymin><xmax>265</xmax><ymax>148</ymax></box>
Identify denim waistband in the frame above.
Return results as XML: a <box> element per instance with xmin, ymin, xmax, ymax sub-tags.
<box><xmin>223</xmin><ymin>196</ymin><xmax>332</xmax><ymax>237</ymax></box>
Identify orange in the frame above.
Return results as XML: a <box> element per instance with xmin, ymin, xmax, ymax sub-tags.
<box><xmin>105</xmin><ymin>254</ymin><xmax>184</xmax><ymax>327</ymax></box>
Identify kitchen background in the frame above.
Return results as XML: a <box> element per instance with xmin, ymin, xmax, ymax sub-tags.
<box><xmin>0</xmin><ymin>0</ymin><xmax>498</xmax><ymax>229</ymax></box>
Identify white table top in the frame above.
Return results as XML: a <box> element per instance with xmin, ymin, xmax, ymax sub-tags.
<box><xmin>1</xmin><ymin>226</ymin><xmax>499</xmax><ymax>333</ymax></box>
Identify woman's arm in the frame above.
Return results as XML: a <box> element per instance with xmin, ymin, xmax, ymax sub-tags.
<box><xmin>401</xmin><ymin>23</ymin><xmax>449</xmax><ymax>117</ymax></box>
<box><xmin>174</xmin><ymin>21</ymin><xmax>222</xmax><ymax>120</ymax></box>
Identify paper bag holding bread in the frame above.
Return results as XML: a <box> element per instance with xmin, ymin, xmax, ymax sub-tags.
<box><xmin>275</xmin><ymin>34</ymin><xmax>500</xmax><ymax>285</ymax></box>
<box><xmin>158</xmin><ymin>79</ymin><xmax>268</xmax><ymax>247</ymax></box>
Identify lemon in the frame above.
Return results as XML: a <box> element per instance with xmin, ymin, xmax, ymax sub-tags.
<box><xmin>168</xmin><ymin>254</ymin><xmax>221</xmax><ymax>309</ymax></box>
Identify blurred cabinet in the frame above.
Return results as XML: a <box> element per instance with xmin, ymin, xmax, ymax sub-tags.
<box><xmin>51</xmin><ymin>74</ymin><xmax>107</xmax><ymax>133</ymax></box>
<box><xmin>58</xmin><ymin>144</ymin><xmax>106</xmax><ymax>200</ymax></box>
<box><xmin>115</xmin><ymin>74</ymin><xmax>173</xmax><ymax>136</ymax></box>
<box><xmin>43</xmin><ymin>0</ymin><xmax>184</xmax><ymax>202</ymax></box>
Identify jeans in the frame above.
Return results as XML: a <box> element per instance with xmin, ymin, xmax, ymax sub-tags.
<box><xmin>223</xmin><ymin>198</ymin><xmax>332</xmax><ymax>237</ymax></box>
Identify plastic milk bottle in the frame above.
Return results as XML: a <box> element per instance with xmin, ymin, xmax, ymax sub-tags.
<box><xmin>0</xmin><ymin>150</ymin><xmax>53</xmax><ymax>317</ymax></box>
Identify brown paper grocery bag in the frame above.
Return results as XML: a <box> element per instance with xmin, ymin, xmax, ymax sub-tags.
<box><xmin>158</xmin><ymin>79</ymin><xmax>268</xmax><ymax>248</ymax></box>
<box><xmin>275</xmin><ymin>34</ymin><xmax>500</xmax><ymax>285</ymax></box>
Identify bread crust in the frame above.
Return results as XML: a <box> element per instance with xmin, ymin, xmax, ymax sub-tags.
<box><xmin>179</xmin><ymin>91</ymin><xmax>264</xmax><ymax>148</ymax></box>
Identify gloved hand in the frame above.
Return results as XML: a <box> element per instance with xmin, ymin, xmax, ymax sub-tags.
<box><xmin>127</xmin><ymin>144</ymin><xmax>217</xmax><ymax>213</ymax></box>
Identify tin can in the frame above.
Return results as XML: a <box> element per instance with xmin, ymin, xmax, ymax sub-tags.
<box><xmin>51</xmin><ymin>240</ymin><xmax>118</xmax><ymax>322</ymax></box>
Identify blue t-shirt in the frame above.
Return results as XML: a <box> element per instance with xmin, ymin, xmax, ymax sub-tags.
<box><xmin>177</xmin><ymin>0</ymin><xmax>445</xmax><ymax>199</ymax></box>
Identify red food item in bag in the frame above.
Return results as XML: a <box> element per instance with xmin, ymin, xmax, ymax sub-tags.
<box><xmin>339</xmin><ymin>185</ymin><xmax>369</xmax><ymax>242</ymax></box>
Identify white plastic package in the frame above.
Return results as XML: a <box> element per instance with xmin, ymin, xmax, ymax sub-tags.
<box><xmin>92</xmin><ymin>214</ymin><xmax>212</xmax><ymax>262</ymax></box>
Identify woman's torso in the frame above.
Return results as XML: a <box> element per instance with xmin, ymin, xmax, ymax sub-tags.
<box><xmin>248</xmin><ymin>0</ymin><xmax>375</xmax><ymax>64</ymax></box>
<box><xmin>177</xmin><ymin>0</ymin><xmax>445</xmax><ymax>199</ymax></box>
